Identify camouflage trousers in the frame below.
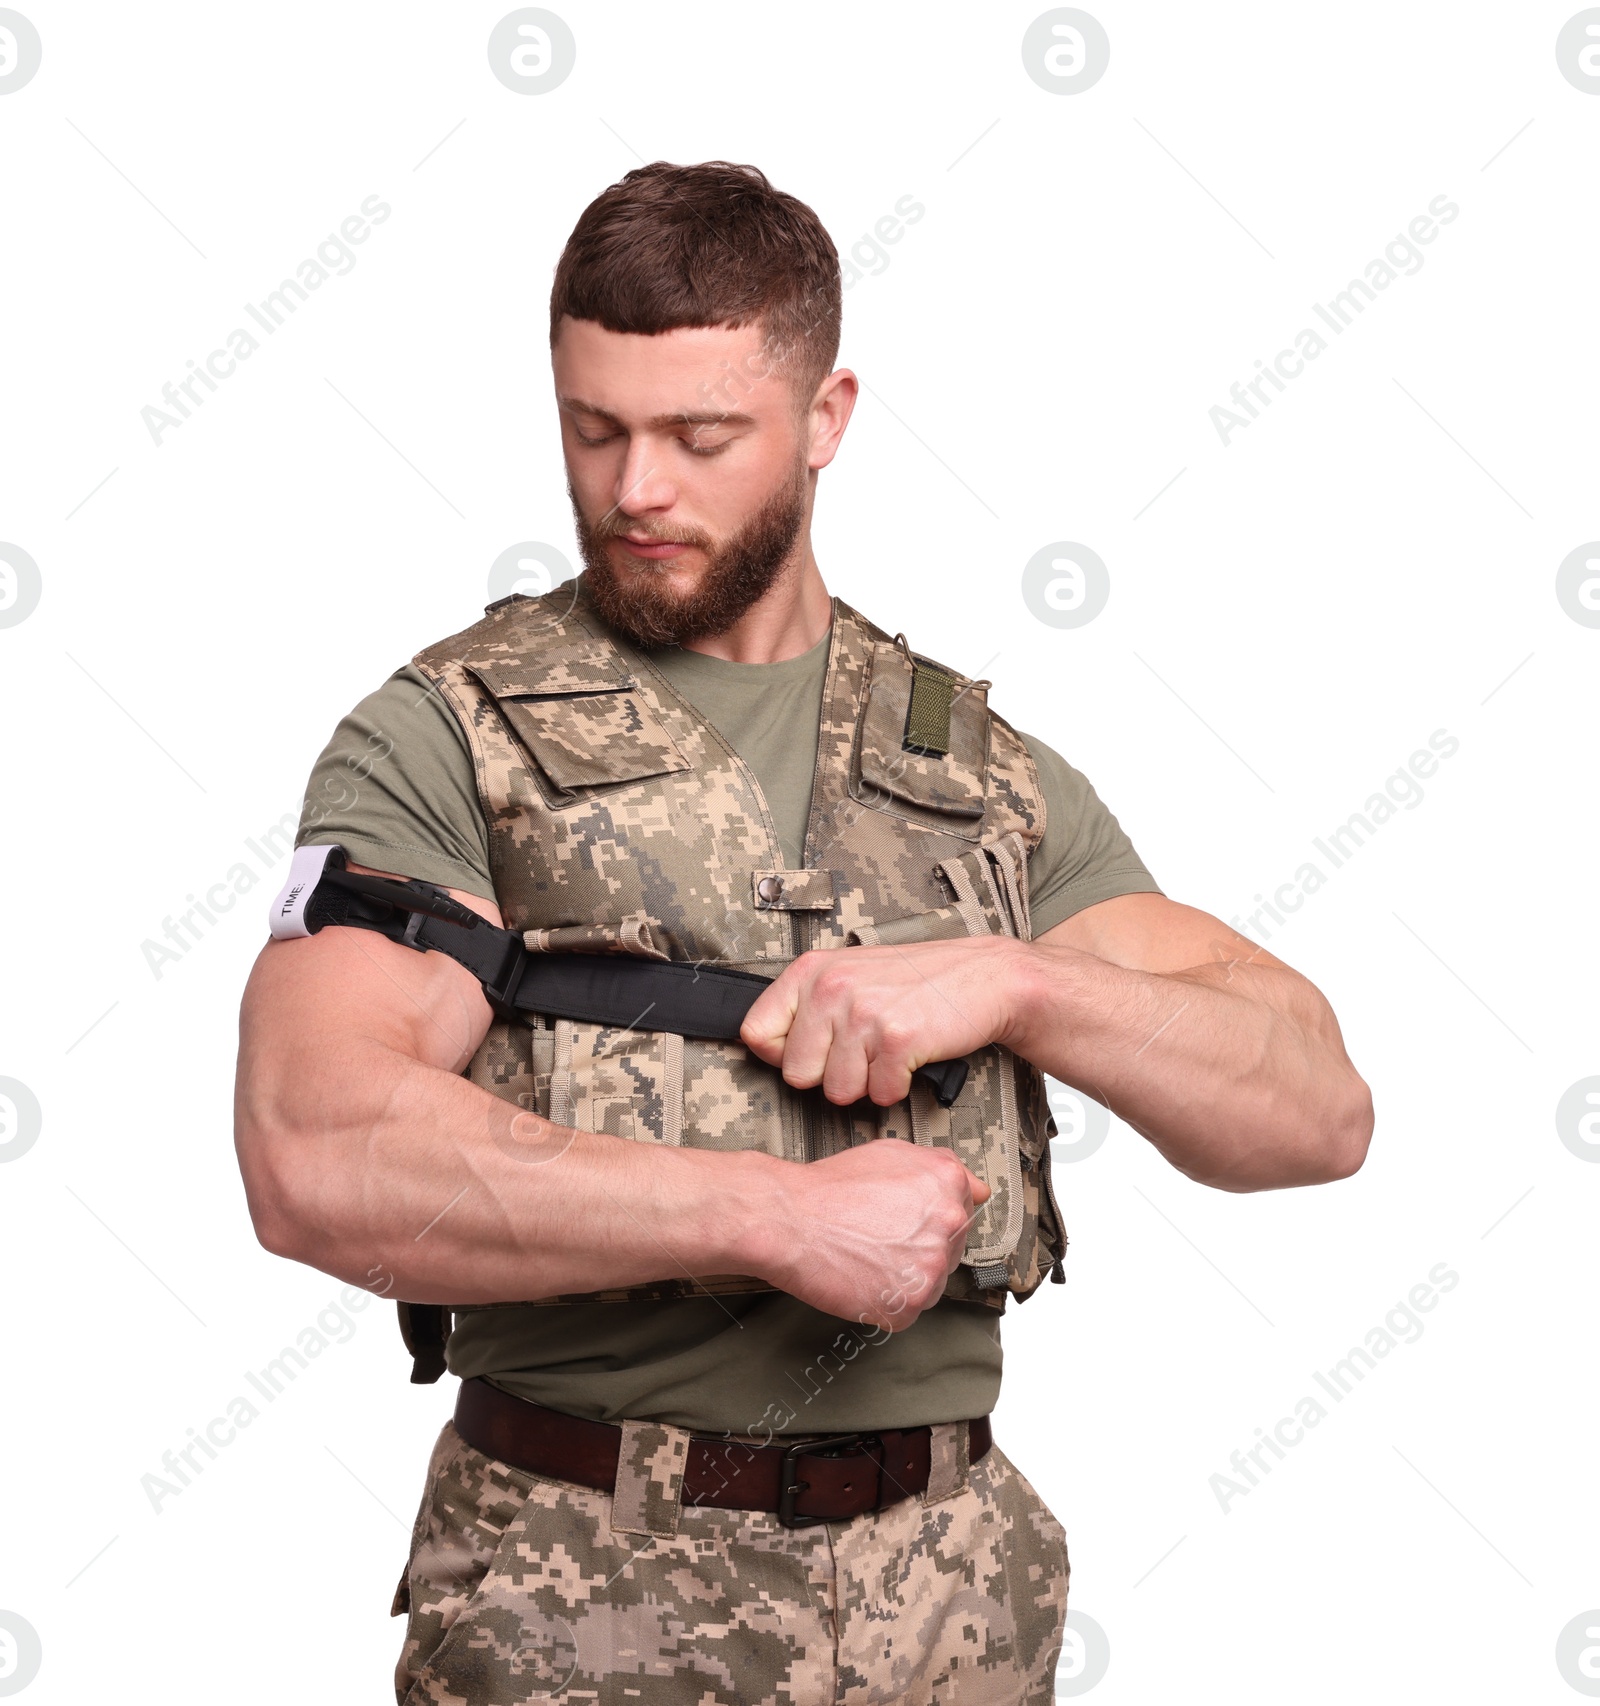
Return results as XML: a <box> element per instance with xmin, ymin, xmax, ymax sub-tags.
<box><xmin>393</xmin><ymin>1417</ymin><xmax>1069</xmax><ymax>1704</ymax></box>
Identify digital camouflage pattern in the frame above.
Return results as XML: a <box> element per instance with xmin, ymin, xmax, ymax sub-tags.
<box><xmin>609</xmin><ymin>1420</ymin><xmax>692</xmax><ymax>1538</ymax></box>
<box><xmin>411</xmin><ymin>577</ymin><xmax>1067</xmax><ymax>1308</ymax></box>
<box><xmin>394</xmin><ymin>1420</ymin><xmax>1068</xmax><ymax>1704</ymax></box>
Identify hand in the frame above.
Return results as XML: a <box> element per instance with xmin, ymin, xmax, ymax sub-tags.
<box><xmin>749</xmin><ymin>1139</ymin><xmax>992</xmax><ymax>1331</ymax></box>
<box><xmin>740</xmin><ymin>937</ymin><xmax>1026</xmax><ymax>1106</ymax></box>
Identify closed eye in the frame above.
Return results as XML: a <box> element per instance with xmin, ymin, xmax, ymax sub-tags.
<box><xmin>574</xmin><ymin>429</ymin><xmax>730</xmax><ymax>457</ymax></box>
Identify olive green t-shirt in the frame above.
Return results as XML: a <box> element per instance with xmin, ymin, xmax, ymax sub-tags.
<box><xmin>296</xmin><ymin>622</ymin><xmax>1161</xmax><ymax>1432</ymax></box>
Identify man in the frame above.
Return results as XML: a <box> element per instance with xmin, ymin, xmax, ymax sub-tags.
<box><xmin>235</xmin><ymin>160</ymin><xmax>1372</xmax><ymax>1705</ymax></box>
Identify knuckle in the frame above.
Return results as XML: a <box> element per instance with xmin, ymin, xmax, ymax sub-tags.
<box><xmin>810</xmin><ymin>956</ymin><xmax>848</xmax><ymax>993</ymax></box>
<box><xmin>877</xmin><ymin>1015</ymin><xmax>914</xmax><ymax>1052</ymax></box>
<box><xmin>929</xmin><ymin>1148</ymin><xmax>966</xmax><ymax>1183</ymax></box>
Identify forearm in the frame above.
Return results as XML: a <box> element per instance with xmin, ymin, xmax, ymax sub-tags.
<box><xmin>1003</xmin><ymin>941</ymin><xmax>1373</xmax><ymax>1190</ymax></box>
<box><xmin>235</xmin><ymin>922</ymin><xmax>996</xmax><ymax>1331</ymax></box>
<box><xmin>235</xmin><ymin>1032</ymin><xmax>775</xmax><ymax>1304</ymax></box>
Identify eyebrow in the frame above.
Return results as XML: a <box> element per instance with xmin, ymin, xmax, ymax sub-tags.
<box><xmin>559</xmin><ymin>396</ymin><xmax>759</xmax><ymax>431</ymax></box>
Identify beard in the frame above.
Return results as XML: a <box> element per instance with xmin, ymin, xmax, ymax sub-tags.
<box><xmin>569</xmin><ymin>454</ymin><xmax>810</xmax><ymax>649</ymax></box>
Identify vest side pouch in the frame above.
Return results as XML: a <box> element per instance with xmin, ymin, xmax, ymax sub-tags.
<box><xmin>529</xmin><ymin>938</ymin><xmax>789</xmax><ymax>1161</ymax></box>
<box><xmin>1016</xmin><ymin>1049</ymin><xmax>1069</xmax><ymax>1291</ymax></box>
<box><xmin>548</xmin><ymin>1018</ymin><xmax>684</xmax><ymax>1145</ymax></box>
<box><xmin>507</xmin><ymin>1015</ymin><xmax>792</xmax><ymax>1306</ymax></box>
<box><xmin>846</xmin><ymin>833</ymin><xmax>1048</xmax><ymax>1297</ymax></box>
<box><xmin>681</xmin><ymin>1039</ymin><xmax>791</xmax><ymax>1158</ymax></box>
<box><xmin>919</xmin><ymin>1042</ymin><xmax>1025</xmax><ymax>1287</ymax></box>
<box><xmin>958</xmin><ymin>833</ymin><xmax>1067</xmax><ymax>1298</ymax></box>
<box><xmin>528</xmin><ymin>1016</ymin><xmax>555</xmax><ymax>1116</ymax></box>
<box><xmin>462</xmin><ymin>1012</ymin><xmax>785</xmax><ymax>1307</ymax></box>
<box><xmin>470</xmin><ymin>1017</ymin><xmax>540</xmax><ymax>1112</ymax></box>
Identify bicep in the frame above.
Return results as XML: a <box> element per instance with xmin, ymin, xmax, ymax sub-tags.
<box><xmin>239</xmin><ymin>863</ymin><xmax>501</xmax><ymax>1077</ymax></box>
<box><xmin>1036</xmin><ymin>891</ymin><xmax>1292</xmax><ymax>977</ymax></box>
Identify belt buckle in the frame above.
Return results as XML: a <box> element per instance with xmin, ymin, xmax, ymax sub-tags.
<box><xmin>775</xmin><ymin>1433</ymin><xmax>879</xmax><ymax>1529</ymax></box>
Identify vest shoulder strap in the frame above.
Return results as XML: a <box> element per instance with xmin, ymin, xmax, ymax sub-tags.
<box><xmin>413</xmin><ymin>582</ymin><xmax>614</xmax><ymax>686</ymax></box>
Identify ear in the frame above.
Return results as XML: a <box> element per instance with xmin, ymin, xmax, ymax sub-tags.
<box><xmin>806</xmin><ymin>368</ymin><xmax>858</xmax><ymax>470</ymax></box>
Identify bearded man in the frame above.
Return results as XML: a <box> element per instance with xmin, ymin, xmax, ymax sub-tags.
<box><xmin>235</xmin><ymin>159</ymin><xmax>1371</xmax><ymax>1706</ymax></box>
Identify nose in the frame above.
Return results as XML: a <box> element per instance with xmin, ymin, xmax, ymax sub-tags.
<box><xmin>612</xmin><ymin>438</ymin><xmax>676</xmax><ymax>521</ymax></box>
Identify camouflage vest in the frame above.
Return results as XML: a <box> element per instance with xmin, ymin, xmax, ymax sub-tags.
<box><xmin>411</xmin><ymin>577</ymin><xmax>1067</xmax><ymax>1312</ymax></box>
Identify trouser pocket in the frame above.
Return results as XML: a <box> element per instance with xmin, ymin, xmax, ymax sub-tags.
<box><xmin>985</xmin><ymin>1446</ymin><xmax>1072</xmax><ymax>1701</ymax></box>
<box><xmin>394</xmin><ymin>1423</ymin><xmax>538</xmax><ymax>1704</ymax></box>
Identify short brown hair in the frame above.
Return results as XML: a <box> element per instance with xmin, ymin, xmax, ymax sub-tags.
<box><xmin>549</xmin><ymin>160</ymin><xmax>841</xmax><ymax>417</ymax></box>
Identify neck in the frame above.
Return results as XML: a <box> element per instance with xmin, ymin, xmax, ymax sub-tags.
<box><xmin>676</xmin><ymin>542</ymin><xmax>832</xmax><ymax>665</ymax></box>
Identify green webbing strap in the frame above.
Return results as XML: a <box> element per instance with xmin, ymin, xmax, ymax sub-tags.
<box><xmin>903</xmin><ymin>660</ymin><xmax>955</xmax><ymax>756</ymax></box>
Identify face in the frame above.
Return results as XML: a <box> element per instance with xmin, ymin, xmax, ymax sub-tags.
<box><xmin>553</xmin><ymin>315</ymin><xmax>845</xmax><ymax>646</ymax></box>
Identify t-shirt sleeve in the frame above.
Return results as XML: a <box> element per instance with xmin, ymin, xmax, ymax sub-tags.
<box><xmin>1019</xmin><ymin>730</ymin><xmax>1163</xmax><ymax>938</ymax></box>
<box><xmin>294</xmin><ymin>663</ymin><xmax>497</xmax><ymax>902</ymax></box>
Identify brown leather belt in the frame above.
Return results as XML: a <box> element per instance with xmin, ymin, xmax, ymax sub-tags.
<box><xmin>453</xmin><ymin>1376</ymin><xmax>992</xmax><ymax>1529</ymax></box>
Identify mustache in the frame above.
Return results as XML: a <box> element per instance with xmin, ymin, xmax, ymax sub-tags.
<box><xmin>596</xmin><ymin>522</ymin><xmax>709</xmax><ymax>549</ymax></box>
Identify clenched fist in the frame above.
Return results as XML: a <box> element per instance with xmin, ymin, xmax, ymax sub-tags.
<box><xmin>740</xmin><ymin>936</ymin><xmax>1026</xmax><ymax>1107</ymax></box>
<box><xmin>748</xmin><ymin>1137</ymin><xmax>992</xmax><ymax>1332</ymax></box>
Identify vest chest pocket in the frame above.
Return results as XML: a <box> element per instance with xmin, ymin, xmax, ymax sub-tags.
<box><xmin>847</xmin><ymin>638</ymin><xmax>990</xmax><ymax>838</ymax></box>
<box><xmin>467</xmin><ymin>660</ymin><xmax>691</xmax><ymax>808</ymax></box>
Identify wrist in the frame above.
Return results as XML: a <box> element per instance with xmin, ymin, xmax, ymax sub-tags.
<box><xmin>999</xmin><ymin>937</ymin><xmax>1112</xmax><ymax>1070</ymax></box>
<box><xmin>701</xmin><ymin>1147</ymin><xmax>795</xmax><ymax>1284</ymax></box>
<box><xmin>995</xmin><ymin>937</ymin><xmax>1057</xmax><ymax>1057</ymax></box>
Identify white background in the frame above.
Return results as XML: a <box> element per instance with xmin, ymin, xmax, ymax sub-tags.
<box><xmin>1</xmin><ymin>3</ymin><xmax>1597</xmax><ymax>1701</ymax></box>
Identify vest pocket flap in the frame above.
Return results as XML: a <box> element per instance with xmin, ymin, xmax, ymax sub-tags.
<box><xmin>856</xmin><ymin>641</ymin><xmax>988</xmax><ymax>818</ymax></box>
<box><xmin>468</xmin><ymin>633</ymin><xmax>633</xmax><ymax>697</ymax></box>
<box><xmin>847</xmin><ymin>903</ymin><xmax>973</xmax><ymax>947</ymax></box>
<box><xmin>471</xmin><ymin>669</ymin><xmax>692</xmax><ymax>794</ymax></box>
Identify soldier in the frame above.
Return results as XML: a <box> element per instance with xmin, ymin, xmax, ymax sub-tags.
<box><xmin>235</xmin><ymin>160</ymin><xmax>1373</xmax><ymax>1704</ymax></box>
